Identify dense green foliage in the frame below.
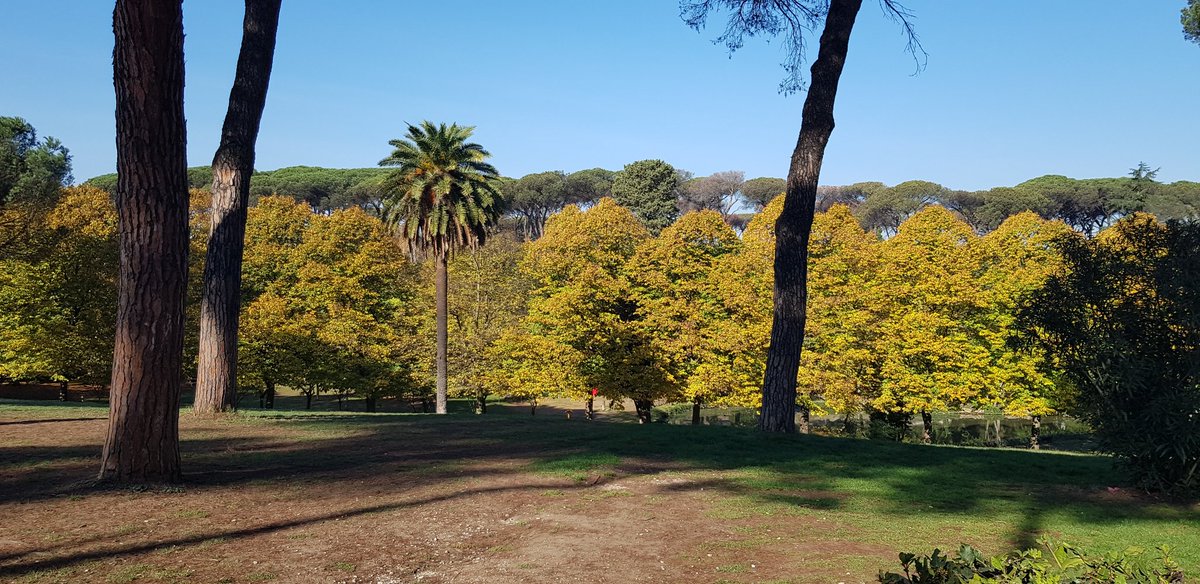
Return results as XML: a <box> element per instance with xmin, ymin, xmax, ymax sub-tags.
<box><xmin>0</xmin><ymin>186</ymin><xmax>115</xmax><ymax>384</ymax></box>
<box><xmin>879</xmin><ymin>539</ymin><xmax>1183</xmax><ymax>584</ymax></box>
<box><xmin>740</xmin><ymin>176</ymin><xmax>786</xmax><ymax>209</ymax></box>
<box><xmin>0</xmin><ymin>117</ymin><xmax>72</xmax><ymax>208</ymax></box>
<box><xmin>378</xmin><ymin>122</ymin><xmax>504</xmax><ymax>257</ymax></box>
<box><xmin>87</xmin><ymin>165</ymin><xmax>390</xmax><ymax>213</ymax></box>
<box><xmin>237</xmin><ymin>196</ymin><xmax>427</xmax><ymax>410</ymax></box>
<box><xmin>610</xmin><ymin>159</ymin><xmax>682</xmax><ymax>232</ymax></box>
<box><xmin>1019</xmin><ymin>215</ymin><xmax>1200</xmax><ymax>494</ymax></box>
<box><xmin>1185</xmin><ymin>0</ymin><xmax>1200</xmax><ymax>44</ymax></box>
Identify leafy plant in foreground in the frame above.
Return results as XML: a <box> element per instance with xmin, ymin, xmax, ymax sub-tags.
<box><xmin>879</xmin><ymin>538</ymin><xmax>1183</xmax><ymax>584</ymax></box>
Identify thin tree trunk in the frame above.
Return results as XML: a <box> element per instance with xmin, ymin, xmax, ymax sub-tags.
<box><xmin>691</xmin><ymin>397</ymin><xmax>702</xmax><ymax>425</ymax></box>
<box><xmin>475</xmin><ymin>392</ymin><xmax>487</xmax><ymax>414</ymax></box>
<box><xmin>757</xmin><ymin>0</ymin><xmax>863</xmax><ymax>433</ymax></box>
<box><xmin>264</xmin><ymin>379</ymin><xmax>275</xmax><ymax>409</ymax></box>
<box><xmin>921</xmin><ymin>411</ymin><xmax>933</xmax><ymax>444</ymax></box>
<box><xmin>1030</xmin><ymin>415</ymin><xmax>1041</xmax><ymax>450</ymax></box>
<box><xmin>435</xmin><ymin>251</ymin><xmax>448</xmax><ymax>414</ymax></box>
<box><xmin>585</xmin><ymin>396</ymin><xmax>594</xmax><ymax>420</ymax></box>
<box><xmin>530</xmin><ymin>398</ymin><xmax>537</xmax><ymax>416</ymax></box>
<box><xmin>798</xmin><ymin>404</ymin><xmax>811</xmax><ymax>434</ymax></box>
<box><xmin>99</xmin><ymin>0</ymin><xmax>189</xmax><ymax>484</ymax></box>
<box><xmin>59</xmin><ymin>381</ymin><xmax>69</xmax><ymax>402</ymax></box>
<box><xmin>305</xmin><ymin>392</ymin><xmax>312</xmax><ymax>410</ymax></box>
<box><xmin>194</xmin><ymin>0</ymin><xmax>282</xmax><ymax>414</ymax></box>
<box><xmin>365</xmin><ymin>396</ymin><xmax>376</xmax><ymax>413</ymax></box>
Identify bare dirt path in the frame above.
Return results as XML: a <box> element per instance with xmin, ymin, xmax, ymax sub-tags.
<box><xmin>1</xmin><ymin>411</ymin><xmax>881</xmax><ymax>584</ymax></box>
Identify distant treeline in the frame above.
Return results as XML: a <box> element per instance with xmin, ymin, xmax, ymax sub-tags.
<box><xmin>86</xmin><ymin>166</ymin><xmax>392</xmax><ymax>212</ymax></box>
<box><xmin>86</xmin><ymin>163</ymin><xmax>1200</xmax><ymax>238</ymax></box>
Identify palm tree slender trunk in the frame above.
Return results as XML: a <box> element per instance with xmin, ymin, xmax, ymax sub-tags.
<box><xmin>194</xmin><ymin>0</ymin><xmax>282</xmax><ymax>414</ymax></box>
<box><xmin>758</xmin><ymin>0</ymin><xmax>862</xmax><ymax>433</ymax></box>
<box><xmin>435</xmin><ymin>250</ymin><xmax>449</xmax><ymax>414</ymax></box>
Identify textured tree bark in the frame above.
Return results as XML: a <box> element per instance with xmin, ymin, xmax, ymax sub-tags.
<box><xmin>758</xmin><ymin>0</ymin><xmax>862</xmax><ymax>433</ymax></box>
<box><xmin>634</xmin><ymin>399</ymin><xmax>654</xmax><ymax>424</ymax></box>
<box><xmin>435</xmin><ymin>251</ymin><xmax>449</xmax><ymax>414</ymax></box>
<box><xmin>1030</xmin><ymin>415</ymin><xmax>1041</xmax><ymax>450</ymax></box>
<box><xmin>585</xmin><ymin>397</ymin><xmax>594</xmax><ymax>420</ymax></box>
<box><xmin>194</xmin><ymin>0</ymin><xmax>282</xmax><ymax>414</ymax></box>
<box><xmin>921</xmin><ymin>411</ymin><xmax>933</xmax><ymax>444</ymax></box>
<box><xmin>475</xmin><ymin>392</ymin><xmax>487</xmax><ymax>414</ymax></box>
<box><xmin>99</xmin><ymin>0</ymin><xmax>189</xmax><ymax>484</ymax></box>
<box><xmin>691</xmin><ymin>397</ymin><xmax>702</xmax><ymax>425</ymax></box>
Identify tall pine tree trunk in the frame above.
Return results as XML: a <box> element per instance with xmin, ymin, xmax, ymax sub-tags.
<box><xmin>758</xmin><ymin>0</ymin><xmax>862</xmax><ymax>433</ymax></box>
<box><xmin>194</xmin><ymin>0</ymin><xmax>282</xmax><ymax>414</ymax></box>
<box><xmin>435</xmin><ymin>250</ymin><xmax>449</xmax><ymax>414</ymax></box>
<box><xmin>99</xmin><ymin>0</ymin><xmax>189</xmax><ymax>484</ymax></box>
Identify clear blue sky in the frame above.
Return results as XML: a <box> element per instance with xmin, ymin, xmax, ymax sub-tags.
<box><xmin>2</xmin><ymin>1</ymin><xmax>1197</xmax><ymax>190</ymax></box>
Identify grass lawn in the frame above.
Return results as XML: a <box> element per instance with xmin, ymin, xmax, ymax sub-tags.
<box><xmin>1</xmin><ymin>399</ymin><xmax>1196</xmax><ymax>583</ymax></box>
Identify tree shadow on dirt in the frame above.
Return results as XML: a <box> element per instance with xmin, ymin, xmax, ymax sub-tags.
<box><xmin>1</xmin><ymin>411</ymin><xmax>1196</xmax><ymax>576</ymax></box>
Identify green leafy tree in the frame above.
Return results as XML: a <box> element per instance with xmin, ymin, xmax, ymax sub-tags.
<box><xmin>740</xmin><ymin>177</ymin><xmax>786</xmax><ymax>210</ymax></box>
<box><xmin>1019</xmin><ymin>214</ymin><xmax>1200</xmax><ymax>494</ymax></box>
<box><xmin>379</xmin><ymin>121</ymin><xmax>505</xmax><ymax>414</ymax></box>
<box><xmin>249</xmin><ymin>166</ymin><xmax>391</xmax><ymax>212</ymax></box>
<box><xmin>0</xmin><ymin>186</ymin><xmax>117</xmax><ymax>387</ymax></box>
<box><xmin>873</xmin><ymin>206</ymin><xmax>987</xmax><ymax>442</ymax></box>
<box><xmin>858</xmin><ymin>180</ymin><xmax>945</xmax><ymax>237</ymax></box>
<box><xmin>518</xmin><ymin>199</ymin><xmax>673</xmax><ymax>422</ymax></box>
<box><xmin>627</xmin><ymin>210</ymin><xmax>742</xmax><ymax>423</ymax></box>
<box><xmin>1184</xmin><ymin>0</ymin><xmax>1200</xmax><ymax>44</ymax></box>
<box><xmin>798</xmin><ymin>204</ymin><xmax>884</xmax><ymax>426</ymax></box>
<box><xmin>503</xmin><ymin>171</ymin><xmax>569</xmax><ymax>239</ymax></box>
<box><xmin>446</xmin><ymin>236</ymin><xmax>530</xmax><ymax>413</ymax></box>
<box><xmin>564</xmin><ymin>168</ymin><xmax>616</xmax><ymax>206</ymax></box>
<box><xmin>0</xmin><ymin>117</ymin><xmax>72</xmax><ymax>209</ymax></box>
<box><xmin>972</xmin><ymin>212</ymin><xmax>1075</xmax><ymax>448</ymax></box>
<box><xmin>237</xmin><ymin>201</ymin><xmax>425</xmax><ymax>411</ymax></box>
<box><xmin>611</xmin><ymin>159</ymin><xmax>681</xmax><ymax>232</ymax></box>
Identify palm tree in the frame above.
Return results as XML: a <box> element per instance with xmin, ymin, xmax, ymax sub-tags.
<box><xmin>379</xmin><ymin>122</ymin><xmax>504</xmax><ymax>414</ymax></box>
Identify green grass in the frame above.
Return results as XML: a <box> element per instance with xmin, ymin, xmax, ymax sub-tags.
<box><xmin>529</xmin><ymin>452</ymin><xmax>621</xmax><ymax>481</ymax></box>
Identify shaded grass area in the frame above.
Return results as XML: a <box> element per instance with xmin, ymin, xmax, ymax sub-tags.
<box><xmin>1</xmin><ymin>400</ymin><xmax>1198</xmax><ymax>582</ymax></box>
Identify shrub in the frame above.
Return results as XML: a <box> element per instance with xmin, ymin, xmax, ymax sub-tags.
<box><xmin>879</xmin><ymin>538</ymin><xmax>1184</xmax><ymax>584</ymax></box>
<box><xmin>1018</xmin><ymin>216</ymin><xmax>1200</xmax><ymax>495</ymax></box>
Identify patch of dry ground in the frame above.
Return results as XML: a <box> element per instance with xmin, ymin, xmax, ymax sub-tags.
<box><xmin>1</xmin><ymin>411</ymin><xmax>888</xmax><ymax>584</ymax></box>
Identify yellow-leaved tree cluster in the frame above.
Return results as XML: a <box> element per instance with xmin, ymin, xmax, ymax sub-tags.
<box><xmin>480</xmin><ymin>196</ymin><xmax>1077</xmax><ymax>439</ymax></box>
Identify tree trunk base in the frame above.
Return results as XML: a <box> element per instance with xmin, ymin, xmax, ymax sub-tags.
<box><xmin>634</xmin><ymin>400</ymin><xmax>654</xmax><ymax>424</ymax></box>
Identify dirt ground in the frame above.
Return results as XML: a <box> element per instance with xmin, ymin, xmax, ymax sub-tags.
<box><xmin>1</xmin><ymin>409</ymin><xmax>887</xmax><ymax>584</ymax></box>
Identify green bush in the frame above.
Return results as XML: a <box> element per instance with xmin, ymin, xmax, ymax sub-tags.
<box><xmin>878</xmin><ymin>538</ymin><xmax>1183</xmax><ymax>584</ymax></box>
<box><xmin>1018</xmin><ymin>217</ymin><xmax>1200</xmax><ymax>495</ymax></box>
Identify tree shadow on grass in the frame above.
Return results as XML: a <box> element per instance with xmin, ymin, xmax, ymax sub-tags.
<box><xmin>2</xmin><ymin>410</ymin><xmax>1197</xmax><ymax>575</ymax></box>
